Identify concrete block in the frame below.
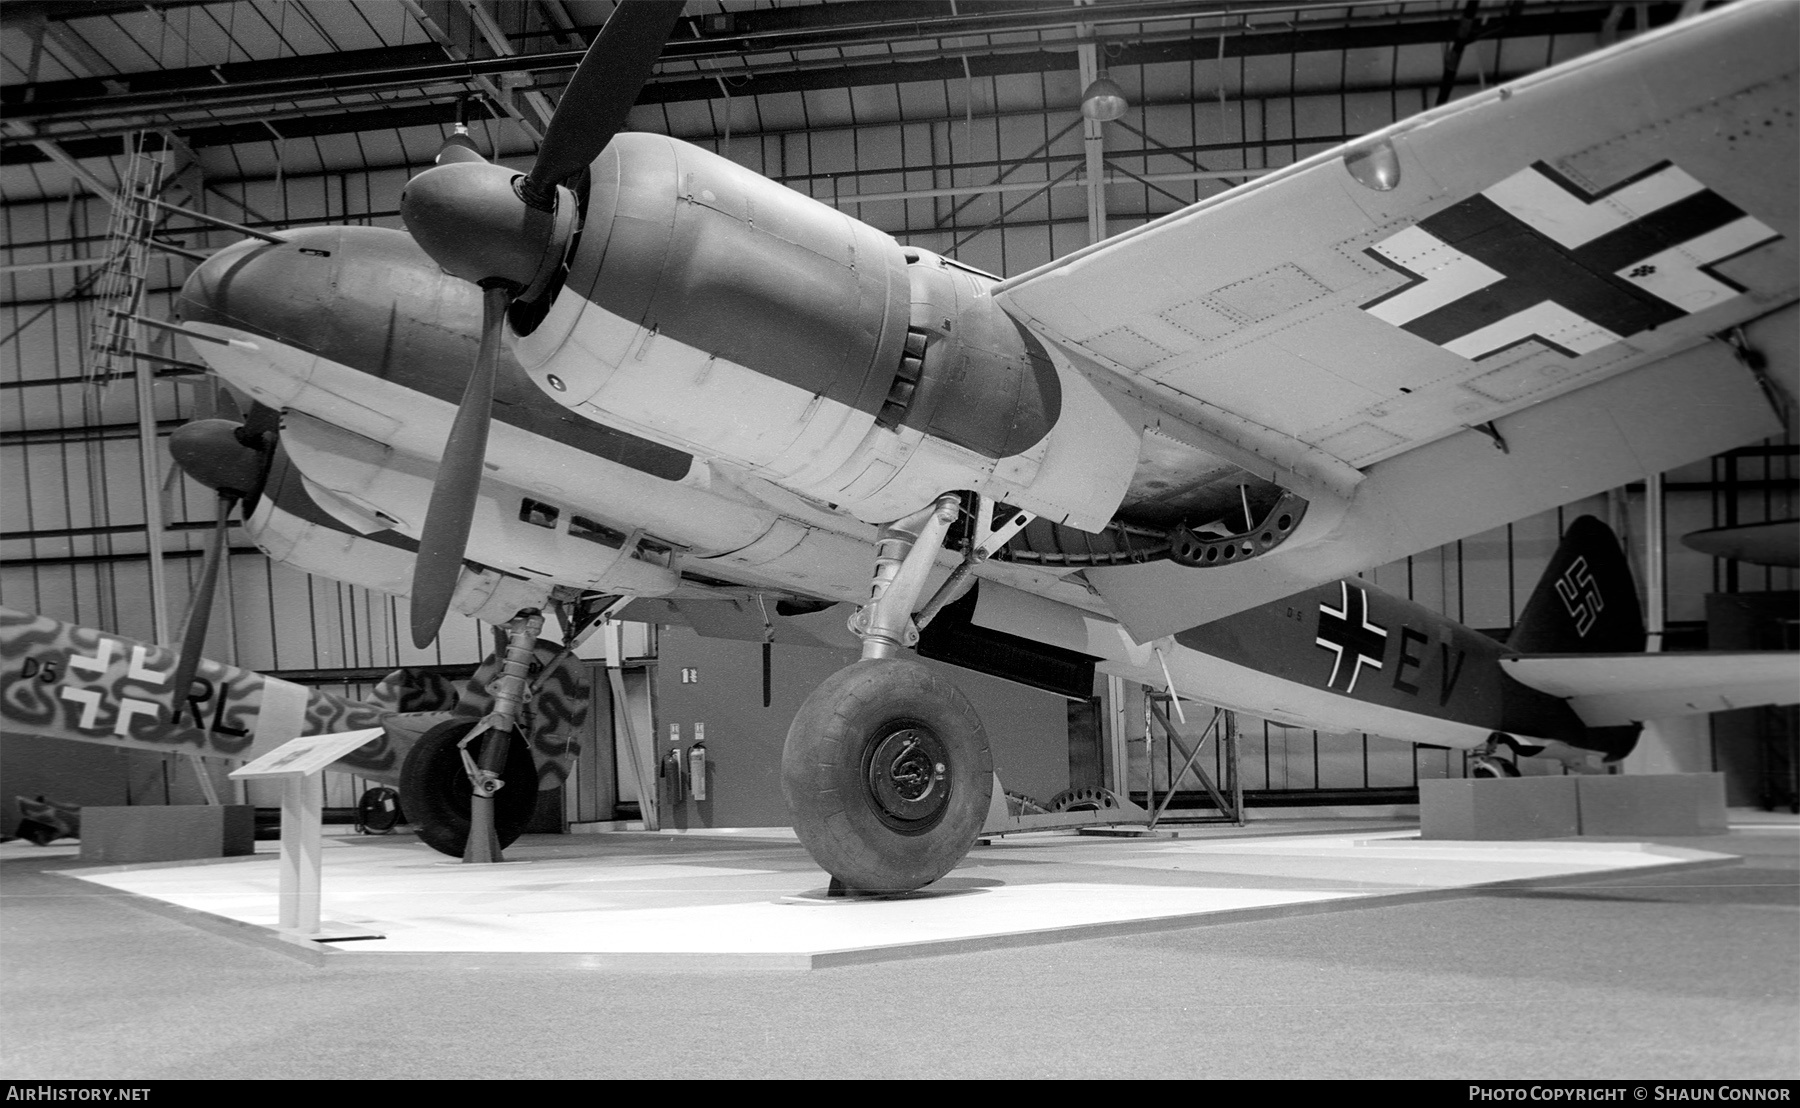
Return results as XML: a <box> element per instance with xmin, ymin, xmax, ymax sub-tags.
<box><xmin>80</xmin><ymin>805</ymin><xmax>257</xmax><ymax>864</ymax></box>
<box><xmin>1576</xmin><ymin>772</ymin><xmax>1728</xmax><ymax>836</ymax></box>
<box><xmin>1419</xmin><ymin>776</ymin><xmax>1580</xmax><ymax>840</ymax></box>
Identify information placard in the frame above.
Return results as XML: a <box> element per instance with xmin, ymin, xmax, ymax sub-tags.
<box><xmin>229</xmin><ymin>728</ymin><xmax>382</xmax><ymax>779</ymax></box>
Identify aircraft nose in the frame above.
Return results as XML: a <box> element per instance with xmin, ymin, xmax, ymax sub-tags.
<box><xmin>176</xmin><ymin>228</ymin><xmax>339</xmax><ymax>343</ymax></box>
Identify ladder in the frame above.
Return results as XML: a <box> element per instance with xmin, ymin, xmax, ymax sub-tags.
<box><xmin>85</xmin><ymin>140</ymin><xmax>164</xmax><ymax>385</ymax></box>
<box><xmin>79</xmin><ymin>138</ymin><xmax>222</xmax><ymax>805</ymax></box>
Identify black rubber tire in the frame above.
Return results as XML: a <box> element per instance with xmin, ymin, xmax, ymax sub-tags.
<box><xmin>399</xmin><ymin>717</ymin><xmax>539</xmax><ymax>857</ymax></box>
<box><xmin>356</xmin><ymin>786</ymin><xmax>404</xmax><ymax>833</ymax></box>
<box><xmin>781</xmin><ymin>657</ymin><xmax>991</xmax><ymax>893</ymax></box>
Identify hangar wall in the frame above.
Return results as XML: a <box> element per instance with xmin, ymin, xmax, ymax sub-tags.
<box><xmin>2</xmin><ymin>2</ymin><xmax>1794</xmax><ymax>824</ymax></box>
<box><xmin>651</xmin><ymin>627</ymin><xmax>1071</xmax><ymax>828</ymax></box>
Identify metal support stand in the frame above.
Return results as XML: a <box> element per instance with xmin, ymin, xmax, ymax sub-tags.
<box><xmin>1225</xmin><ymin>711</ymin><xmax>1244</xmax><ymax>825</ymax></box>
<box><xmin>1645</xmin><ymin>470</ymin><xmax>1666</xmax><ymax>655</ymax></box>
<box><xmin>1077</xmin><ymin>29</ymin><xmax>1109</xmax><ymax>245</ymax></box>
<box><xmin>277</xmin><ymin>773</ymin><xmax>323</xmax><ymax>932</ymax></box>
<box><xmin>603</xmin><ymin>618</ymin><xmax>659</xmax><ymax>831</ymax></box>
<box><xmin>1146</xmin><ymin>694</ymin><xmax>1243</xmax><ymax>827</ymax></box>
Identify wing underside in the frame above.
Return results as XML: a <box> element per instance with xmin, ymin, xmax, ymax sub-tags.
<box><xmin>992</xmin><ymin>1</ymin><xmax>1798</xmax><ymax>640</ymax></box>
<box><xmin>1501</xmin><ymin>651</ymin><xmax>1800</xmax><ymax>727</ymax></box>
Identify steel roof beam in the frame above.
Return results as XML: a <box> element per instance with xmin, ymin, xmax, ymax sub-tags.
<box><xmin>3</xmin><ymin>3</ymin><xmax>1651</xmax><ymax>140</ymax></box>
<box><xmin>1</xmin><ymin>4</ymin><xmax>1632</xmax><ymax>168</ymax></box>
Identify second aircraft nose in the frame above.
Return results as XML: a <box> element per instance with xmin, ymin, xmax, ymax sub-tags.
<box><xmin>176</xmin><ymin>227</ymin><xmax>340</xmax><ymax>345</ymax></box>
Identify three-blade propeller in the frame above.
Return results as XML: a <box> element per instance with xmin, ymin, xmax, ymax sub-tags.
<box><xmin>401</xmin><ymin>0</ymin><xmax>684</xmax><ymax>648</ymax></box>
<box><xmin>166</xmin><ymin>411</ymin><xmax>277</xmax><ymax>703</ymax></box>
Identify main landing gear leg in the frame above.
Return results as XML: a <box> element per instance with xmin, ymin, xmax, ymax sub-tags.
<box><xmin>398</xmin><ymin>607</ymin><xmax>543</xmax><ymax>859</ymax></box>
<box><xmin>782</xmin><ymin>495</ymin><xmax>994</xmax><ymax>894</ymax></box>
<box><xmin>851</xmin><ymin>495</ymin><xmax>963</xmax><ymax>661</ymax></box>
<box><xmin>459</xmin><ymin>609</ymin><xmax>543</xmax><ymax>863</ymax></box>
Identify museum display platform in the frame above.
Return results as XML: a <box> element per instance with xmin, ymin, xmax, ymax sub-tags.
<box><xmin>32</xmin><ymin>815</ymin><xmax>1744</xmax><ymax>970</ymax></box>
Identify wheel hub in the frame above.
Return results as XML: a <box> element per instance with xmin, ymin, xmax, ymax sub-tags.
<box><xmin>863</xmin><ymin>724</ymin><xmax>951</xmax><ymax>832</ymax></box>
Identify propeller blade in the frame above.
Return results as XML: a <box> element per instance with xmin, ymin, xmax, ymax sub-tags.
<box><xmin>158</xmin><ymin>450</ymin><xmax>184</xmax><ymax>527</ymax></box>
<box><xmin>170</xmin><ymin>492</ymin><xmax>234</xmax><ymax>707</ymax></box>
<box><xmin>410</xmin><ymin>284</ymin><xmax>510</xmax><ymax>648</ymax></box>
<box><xmin>438</xmin><ymin>97</ymin><xmax>487</xmax><ymax>165</ymax></box>
<box><xmin>435</xmin><ymin>133</ymin><xmax>487</xmax><ymax>166</ymax></box>
<box><xmin>523</xmin><ymin>0</ymin><xmax>683</xmax><ymax>195</ymax></box>
<box><xmin>213</xmin><ymin>382</ymin><xmax>250</xmax><ymax>424</ymax></box>
<box><xmin>241</xmin><ymin>401</ymin><xmax>282</xmax><ymax>443</ymax></box>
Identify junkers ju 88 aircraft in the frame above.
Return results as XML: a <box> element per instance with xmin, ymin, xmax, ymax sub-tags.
<box><xmin>123</xmin><ymin>0</ymin><xmax>1799</xmax><ymax>891</ymax></box>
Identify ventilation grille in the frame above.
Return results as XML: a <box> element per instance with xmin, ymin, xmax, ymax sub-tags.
<box><xmin>877</xmin><ymin>326</ymin><xmax>929</xmax><ymax>429</ymax></box>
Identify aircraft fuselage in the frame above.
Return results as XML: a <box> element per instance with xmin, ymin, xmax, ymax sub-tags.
<box><xmin>170</xmin><ymin>137</ymin><xmax>1618</xmax><ymax>762</ymax></box>
<box><xmin>959</xmin><ymin>577</ymin><xmax>1608</xmax><ymax>759</ymax></box>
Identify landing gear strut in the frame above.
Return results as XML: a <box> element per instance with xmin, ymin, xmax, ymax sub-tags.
<box><xmin>781</xmin><ymin>495</ymin><xmax>993</xmax><ymax>893</ymax></box>
<box><xmin>400</xmin><ymin>608</ymin><xmax>545</xmax><ymax>861</ymax></box>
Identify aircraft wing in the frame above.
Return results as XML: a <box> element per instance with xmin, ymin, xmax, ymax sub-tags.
<box><xmin>1500</xmin><ymin>651</ymin><xmax>1800</xmax><ymax>727</ymax></box>
<box><xmin>1682</xmin><ymin>520</ymin><xmax>1800</xmax><ymax>567</ymax></box>
<box><xmin>992</xmin><ymin>1</ymin><xmax>1798</xmax><ymax>641</ymax></box>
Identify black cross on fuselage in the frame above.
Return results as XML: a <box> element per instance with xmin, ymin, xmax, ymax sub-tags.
<box><xmin>1380</xmin><ymin>162</ymin><xmax>1749</xmax><ymax>357</ymax></box>
<box><xmin>1316</xmin><ymin>581</ymin><xmax>1387</xmax><ymax>694</ymax></box>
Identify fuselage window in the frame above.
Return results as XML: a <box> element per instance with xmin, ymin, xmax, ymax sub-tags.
<box><xmin>520</xmin><ymin>498</ymin><xmax>560</xmax><ymax>528</ymax></box>
<box><xmin>569</xmin><ymin>515</ymin><xmax>627</xmax><ymax>548</ymax></box>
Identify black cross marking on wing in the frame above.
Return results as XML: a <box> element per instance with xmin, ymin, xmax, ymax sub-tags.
<box><xmin>1362</xmin><ymin>161</ymin><xmax>1776</xmax><ymax>359</ymax></box>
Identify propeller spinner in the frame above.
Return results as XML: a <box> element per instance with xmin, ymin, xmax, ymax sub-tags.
<box><xmin>398</xmin><ymin>0</ymin><xmax>683</xmax><ymax>648</ymax></box>
<box><xmin>166</xmin><ymin>416</ymin><xmax>276</xmax><ymax>705</ymax></box>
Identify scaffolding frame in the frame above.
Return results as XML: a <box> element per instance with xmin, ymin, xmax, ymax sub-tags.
<box><xmin>1144</xmin><ymin>692</ymin><xmax>1244</xmax><ymax>828</ymax></box>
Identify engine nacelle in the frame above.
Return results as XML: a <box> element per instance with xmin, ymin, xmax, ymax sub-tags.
<box><xmin>514</xmin><ymin>133</ymin><xmax>1139</xmax><ymax>530</ymax></box>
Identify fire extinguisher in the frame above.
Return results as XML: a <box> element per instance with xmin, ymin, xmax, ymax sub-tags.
<box><xmin>688</xmin><ymin>741</ymin><xmax>707</xmax><ymax>802</ymax></box>
<box><xmin>662</xmin><ymin>747</ymin><xmax>686</xmax><ymax>804</ymax></box>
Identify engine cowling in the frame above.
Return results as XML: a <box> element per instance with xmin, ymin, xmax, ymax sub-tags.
<box><xmin>513</xmin><ymin>133</ymin><xmax>1140</xmax><ymax>530</ymax></box>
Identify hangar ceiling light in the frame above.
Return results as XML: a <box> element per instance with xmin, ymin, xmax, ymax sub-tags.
<box><xmin>1080</xmin><ymin>72</ymin><xmax>1128</xmax><ymax>122</ymax></box>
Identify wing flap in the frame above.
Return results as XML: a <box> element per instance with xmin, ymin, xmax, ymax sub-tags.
<box><xmin>1085</xmin><ymin>316</ymin><xmax>1786</xmax><ymax>639</ymax></box>
<box><xmin>1501</xmin><ymin>651</ymin><xmax>1800</xmax><ymax>727</ymax></box>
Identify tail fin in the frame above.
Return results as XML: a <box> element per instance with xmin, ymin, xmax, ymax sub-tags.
<box><xmin>1508</xmin><ymin>516</ymin><xmax>1645</xmax><ymax>654</ymax></box>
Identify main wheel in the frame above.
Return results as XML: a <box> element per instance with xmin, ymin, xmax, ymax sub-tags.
<box><xmin>782</xmin><ymin>658</ymin><xmax>992</xmax><ymax>893</ymax></box>
<box><xmin>399</xmin><ymin>717</ymin><xmax>539</xmax><ymax>857</ymax></box>
<box><xmin>356</xmin><ymin>786</ymin><xmax>404</xmax><ymax>833</ymax></box>
<box><xmin>1471</xmin><ymin>757</ymin><xmax>1522</xmax><ymax>779</ymax></box>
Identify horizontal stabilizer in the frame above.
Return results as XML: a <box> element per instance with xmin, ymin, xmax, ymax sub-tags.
<box><xmin>1500</xmin><ymin>652</ymin><xmax>1800</xmax><ymax>726</ymax></box>
<box><xmin>1681</xmin><ymin>521</ymin><xmax>1800</xmax><ymax>568</ymax></box>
